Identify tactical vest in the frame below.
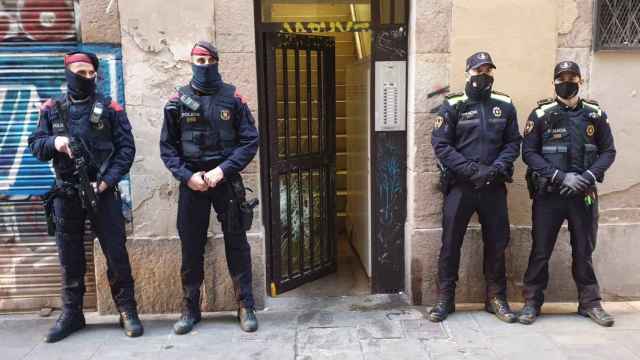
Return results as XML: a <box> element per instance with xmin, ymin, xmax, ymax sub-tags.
<box><xmin>539</xmin><ymin>101</ymin><xmax>599</xmax><ymax>174</ymax></box>
<box><xmin>177</xmin><ymin>84</ymin><xmax>238</xmax><ymax>165</ymax></box>
<box><xmin>50</xmin><ymin>94</ymin><xmax>115</xmax><ymax>180</ymax></box>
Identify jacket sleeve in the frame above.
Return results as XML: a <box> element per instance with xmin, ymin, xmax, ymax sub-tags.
<box><xmin>28</xmin><ymin>101</ymin><xmax>57</xmax><ymax>162</ymax></box>
<box><xmin>101</xmin><ymin>104</ymin><xmax>136</xmax><ymax>187</ymax></box>
<box><xmin>492</xmin><ymin>103</ymin><xmax>522</xmax><ymax>175</ymax></box>
<box><xmin>522</xmin><ymin>110</ymin><xmax>564</xmax><ymax>182</ymax></box>
<box><xmin>586</xmin><ymin>111</ymin><xmax>616</xmax><ymax>182</ymax></box>
<box><xmin>159</xmin><ymin>99</ymin><xmax>194</xmax><ymax>183</ymax></box>
<box><xmin>430</xmin><ymin>99</ymin><xmax>475</xmax><ymax>176</ymax></box>
<box><xmin>218</xmin><ymin>95</ymin><xmax>259</xmax><ymax>177</ymax></box>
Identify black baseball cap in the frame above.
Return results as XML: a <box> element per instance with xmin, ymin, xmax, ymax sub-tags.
<box><xmin>554</xmin><ymin>61</ymin><xmax>581</xmax><ymax>79</ymax></box>
<box><xmin>466</xmin><ymin>51</ymin><xmax>496</xmax><ymax>72</ymax></box>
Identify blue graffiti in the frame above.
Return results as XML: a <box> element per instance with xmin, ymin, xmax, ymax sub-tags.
<box><xmin>377</xmin><ymin>142</ymin><xmax>401</xmax><ymax>225</ymax></box>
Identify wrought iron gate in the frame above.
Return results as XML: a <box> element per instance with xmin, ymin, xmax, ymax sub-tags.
<box><xmin>264</xmin><ymin>33</ymin><xmax>337</xmax><ymax>295</ymax></box>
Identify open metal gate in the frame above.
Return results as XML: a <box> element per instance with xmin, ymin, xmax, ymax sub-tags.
<box><xmin>264</xmin><ymin>33</ymin><xmax>337</xmax><ymax>295</ymax></box>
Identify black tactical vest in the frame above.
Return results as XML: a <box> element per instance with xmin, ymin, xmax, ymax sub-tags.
<box><xmin>177</xmin><ymin>84</ymin><xmax>238</xmax><ymax>165</ymax></box>
<box><xmin>50</xmin><ymin>94</ymin><xmax>115</xmax><ymax>180</ymax></box>
<box><xmin>540</xmin><ymin>102</ymin><xmax>599</xmax><ymax>174</ymax></box>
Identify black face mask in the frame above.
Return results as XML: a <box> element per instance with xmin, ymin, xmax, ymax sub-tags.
<box><xmin>555</xmin><ymin>81</ymin><xmax>579</xmax><ymax>100</ymax></box>
<box><xmin>65</xmin><ymin>68</ymin><xmax>96</xmax><ymax>99</ymax></box>
<box><xmin>465</xmin><ymin>73</ymin><xmax>494</xmax><ymax>100</ymax></box>
<box><xmin>191</xmin><ymin>63</ymin><xmax>222</xmax><ymax>94</ymax></box>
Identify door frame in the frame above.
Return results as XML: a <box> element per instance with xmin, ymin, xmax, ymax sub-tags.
<box><xmin>253</xmin><ymin>0</ymin><xmax>410</xmax><ymax>295</ymax></box>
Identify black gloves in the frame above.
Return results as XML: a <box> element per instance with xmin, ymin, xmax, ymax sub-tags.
<box><xmin>559</xmin><ymin>172</ymin><xmax>590</xmax><ymax>196</ymax></box>
<box><xmin>469</xmin><ymin>164</ymin><xmax>497</xmax><ymax>189</ymax></box>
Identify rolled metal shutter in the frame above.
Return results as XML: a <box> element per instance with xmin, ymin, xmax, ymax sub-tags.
<box><xmin>0</xmin><ymin>0</ymin><xmax>96</xmax><ymax>313</ymax></box>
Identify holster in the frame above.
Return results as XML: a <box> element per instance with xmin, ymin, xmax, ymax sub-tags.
<box><xmin>437</xmin><ymin>161</ymin><xmax>455</xmax><ymax>195</ymax></box>
<box><xmin>226</xmin><ymin>175</ymin><xmax>259</xmax><ymax>233</ymax></box>
<box><xmin>525</xmin><ymin>169</ymin><xmax>551</xmax><ymax>199</ymax></box>
<box><xmin>42</xmin><ymin>182</ymin><xmax>77</xmax><ymax>236</ymax></box>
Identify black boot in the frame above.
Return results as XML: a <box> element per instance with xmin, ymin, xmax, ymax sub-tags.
<box><xmin>44</xmin><ymin>310</ymin><xmax>86</xmax><ymax>343</ymax></box>
<box><xmin>174</xmin><ymin>309</ymin><xmax>201</xmax><ymax>335</ymax></box>
<box><xmin>485</xmin><ymin>297</ymin><xmax>517</xmax><ymax>323</ymax></box>
<box><xmin>428</xmin><ymin>299</ymin><xmax>455</xmax><ymax>323</ymax></box>
<box><xmin>238</xmin><ymin>307</ymin><xmax>258</xmax><ymax>332</ymax></box>
<box><xmin>119</xmin><ymin>309</ymin><xmax>144</xmax><ymax>337</ymax></box>
<box><xmin>518</xmin><ymin>303</ymin><xmax>540</xmax><ymax>325</ymax></box>
<box><xmin>578</xmin><ymin>306</ymin><xmax>615</xmax><ymax>327</ymax></box>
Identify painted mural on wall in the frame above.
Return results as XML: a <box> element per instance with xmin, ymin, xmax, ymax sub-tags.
<box><xmin>0</xmin><ymin>0</ymin><xmax>77</xmax><ymax>43</ymax></box>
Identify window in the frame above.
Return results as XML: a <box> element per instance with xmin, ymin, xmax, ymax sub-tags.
<box><xmin>594</xmin><ymin>0</ymin><xmax>640</xmax><ymax>50</ymax></box>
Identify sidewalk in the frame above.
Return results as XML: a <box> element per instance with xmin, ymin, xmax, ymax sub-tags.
<box><xmin>3</xmin><ymin>295</ymin><xmax>640</xmax><ymax>360</ymax></box>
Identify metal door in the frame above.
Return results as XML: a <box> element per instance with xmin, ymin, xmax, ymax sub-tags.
<box><xmin>264</xmin><ymin>33</ymin><xmax>337</xmax><ymax>295</ymax></box>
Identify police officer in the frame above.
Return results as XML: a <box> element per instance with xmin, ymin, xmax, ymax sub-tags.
<box><xmin>430</xmin><ymin>52</ymin><xmax>522</xmax><ymax>323</ymax></box>
<box><xmin>160</xmin><ymin>41</ymin><xmax>259</xmax><ymax>334</ymax></box>
<box><xmin>28</xmin><ymin>52</ymin><xmax>142</xmax><ymax>342</ymax></box>
<box><xmin>519</xmin><ymin>61</ymin><xmax>616</xmax><ymax>327</ymax></box>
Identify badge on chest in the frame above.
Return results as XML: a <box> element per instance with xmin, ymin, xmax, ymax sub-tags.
<box><xmin>220</xmin><ymin>109</ymin><xmax>231</xmax><ymax>121</ymax></box>
<box><xmin>182</xmin><ymin>112</ymin><xmax>200</xmax><ymax>123</ymax></box>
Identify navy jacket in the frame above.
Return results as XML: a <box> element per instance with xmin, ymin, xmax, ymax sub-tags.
<box><xmin>28</xmin><ymin>94</ymin><xmax>135</xmax><ymax>187</ymax></box>
<box><xmin>431</xmin><ymin>91</ymin><xmax>522</xmax><ymax>178</ymax></box>
<box><xmin>159</xmin><ymin>83</ymin><xmax>259</xmax><ymax>183</ymax></box>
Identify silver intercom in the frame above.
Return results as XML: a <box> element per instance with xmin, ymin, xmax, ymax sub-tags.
<box><xmin>374</xmin><ymin>61</ymin><xmax>407</xmax><ymax>132</ymax></box>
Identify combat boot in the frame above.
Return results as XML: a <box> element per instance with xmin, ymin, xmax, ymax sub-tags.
<box><xmin>518</xmin><ymin>303</ymin><xmax>540</xmax><ymax>325</ymax></box>
<box><xmin>44</xmin><ymin>310</ymin><xmax>86</xmax><ymax>343</ymax></box>
<box><xmin>428</xmin><ymin>299</ymin><xmax>455</xmax><ymax>322</ymax></box>
<box><xmin>485</xmin><ymin>297</ymin><xmax>517</xmax><ymax>323</ymax></box>
<box><xmin>238</xmin><ymin>307</ymin><xmax>258</xmax><ymax>332</ymax></box>
<box><xmin>174</xmin><ymin>308</ymin><xmax>201</xmax><ymax>335</ymax></box>
<box><xmin>119</xmin><ymin>309</ymin><xmax>144</xmax><ymax>337</ymax></box>
<box><xmin>578</xmin><ymin>306</ymin><xmax>615</xmax><ymax>327</ymax></box>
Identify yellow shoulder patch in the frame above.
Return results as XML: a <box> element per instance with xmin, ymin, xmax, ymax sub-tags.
<box><xmin>446</xmin><ymin>94</ymin><xmax>468</xmax><ymax>106</ymax></box>
<box><xmin>535</xmin><ymin>101</ymin><xmax>558</xmax><ymax>118</ymax></box>
<box><xmin>490</xmin><ymin>91</ymin><xmax>512</xmax><ymax>104</ymax></box>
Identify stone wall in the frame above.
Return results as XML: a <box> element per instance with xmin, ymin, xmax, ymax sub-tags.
<box><xmin>407</xmin><ymin>0</ymin><xmax>640</xmax><ymax>305</ymax></box>
<box><xmin>78</xmin><ymin>0</ymin><xmax>122</xmax><ymax>44</ymax></box>
<box><xmin>92</xmin><ymin>0</ymin><xmax>264</xmax><ymax>314</ymax></box>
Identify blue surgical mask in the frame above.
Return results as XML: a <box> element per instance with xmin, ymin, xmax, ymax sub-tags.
<box><xmin>191</xmin><ymin>63</ymin><xmax>222</xmax><ymax>94</ymax></box>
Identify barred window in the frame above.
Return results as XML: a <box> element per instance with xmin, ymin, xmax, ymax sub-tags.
<box><xmin>594</xmin><ymin>0</ymin><xmax>640</xmax><ymax>50</ymax></box>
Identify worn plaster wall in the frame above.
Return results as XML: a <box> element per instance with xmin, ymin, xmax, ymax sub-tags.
<box><xmin>79</xmin><ymin>0</ymin><xmax>122</xmax><ymax>44</ymax></box>
<box><xmin>93</xmin><ymin>0</ymin><xmax>264</xmax><ymax>314</ymax></box>
<box><xmin>407</xmin><ymin>0</ymin><xmax>640</xmax><ymax>305</ymax></box>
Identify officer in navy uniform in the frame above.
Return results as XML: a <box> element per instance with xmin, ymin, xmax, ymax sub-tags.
<box><xmin>430</xmin><ymin>52</ymin><xmax>522</xmax><ymax>323</ymax></box>
<box><xmin>29</xmin><ymin>52</ymin><xmax>142</xmax><ymax>342</ymax></box>
<box><xmin>160</xmin><ymin>41</ymin><xmax>259</xmax><ymax>334</ymax></box>
<box><xmin>519</xmin><ymin>61</ymin><xmax>616</xmax><ymax>327</ymax></box>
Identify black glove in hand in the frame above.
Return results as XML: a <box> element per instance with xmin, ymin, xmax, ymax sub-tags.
<box><xmin>561</xmin><ymin>172</ymin><xmax>590</xmax><ymax>193</ymax></box>
<box><xmin>469</xmin><ymin>164</ymin><xmax>497</xmax><ymax>189</ymax></box>
<box><xmin>559</xmin><ymin>185</ymin><xmax>576</xmax><ymax>196</ymax></box>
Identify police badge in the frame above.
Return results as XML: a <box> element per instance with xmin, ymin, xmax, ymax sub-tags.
<box><xmin>492</xmin><ymin>106</ymin><xmax>502</xmax><ymax>118</ymax></box>
<box><xmin>220</xmin><ymin>109</ymin><xmax>231</xmax><ymax>121</ymax></box>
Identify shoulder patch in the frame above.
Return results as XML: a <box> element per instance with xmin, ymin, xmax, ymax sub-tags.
<box><xmin>40</xmin><ymin>98</ymin><xmax>54</xmax><ymax>111</ymax></box>
<box><xmin>582</xmin><ymin>100</ymin><xmax>603</xmax><ymax>117</ymax></box>
<box><xmin>234</xmin><ymin>90</ymin><xmax>247</xmax><ymax>104</ymax></box>
<box><xmin>109</xmin><ymin>100</ymin><xmax>124</xmax><ymax>112</ymax></box>
<box><xmin>445</xmin><ymin>92</ymin><xmax>467</xmax><ymax>106</ymax></box>
<box><xmin>490</xmin><ymin>91</ymin><xmax>512</xmax><ymax>104</ymax></box>
<box><xmin>445</xmin><ymin>91</ymin><xmax>464</xmax><ymax>99</ymax></box>
<box><xmin>535</xmin><ymin>101</ymin><xmax>558</xmax><ymax>118</ymax></box>
<box><xmin>537</xmin><ymin>98</ymin><xmax>555</xmax><ymax>106</ymax></box>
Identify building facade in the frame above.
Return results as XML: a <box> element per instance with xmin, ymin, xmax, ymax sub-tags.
<box><xmin>1</xmin><ymin>0</ymin><xmax>639</xmax><ymax>314</ymax></box>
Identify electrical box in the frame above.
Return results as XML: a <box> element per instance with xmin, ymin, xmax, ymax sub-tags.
<box><xmin>374</xmin><ymin>61</ymin><xmax>406</xmax><ymax>132</ymax></box>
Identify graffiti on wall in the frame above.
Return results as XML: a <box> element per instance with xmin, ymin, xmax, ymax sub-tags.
<box><xmin>0</xmin><ymin>0</ymin><xmax>77</xmax><ymax>43</ymax></box>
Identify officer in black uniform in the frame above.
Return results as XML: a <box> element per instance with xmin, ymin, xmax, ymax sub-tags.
<box><xmin>430</xmin><ymin>52</ymin><xmax>522</xmax><ymax>323</ymax></box>
<box><xmin>160</xmin><ymin>41</ymin><xmax>260</xmax><ymax>334</ymax></box>
<box><xmin>28</xmin><ymin>52</ymin><xmax>142</xmax><ymax>342</ymax></box>
<box><xmin>519</xmin><ymin>61</ymin><xmax>616</xmax><ymax>327</ymax></box>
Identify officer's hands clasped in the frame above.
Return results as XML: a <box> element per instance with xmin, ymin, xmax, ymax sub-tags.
<box><xmin>560</xmin><ymin>172</ymin><xmax>590</xmax><ymax>196</ymax></box>
<box><xmin>203</xmin><ymin>167</ymin><xmax>224</xmax><ymax>188</ymax></box>
<box><xmin>187</xmin><ymin>172</ymin><xmax>209</xmax><ymax>192</ymax></box>
<box><xmin>469</xmin><ymin>164</ymin><xmax>498</xmax><ymax>189</ymax></box>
